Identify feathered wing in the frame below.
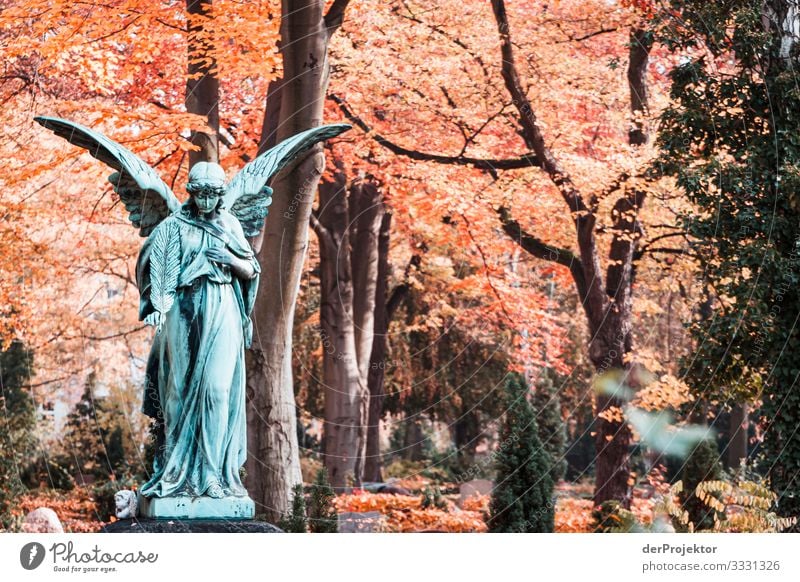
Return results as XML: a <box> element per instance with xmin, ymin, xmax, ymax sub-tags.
<box><xmin>225</xmin><ymin>123</ymin><xmax>352</xmax><ymax>237</ymax></box>
<box><xmin>148</xmin><ymin>220</ymin><xmax>180</xmax><ymax>325</ymax></box>
<box><xmin>34</xmin><ymin>116</ymin><xmax>181</xmax><ymax>236</ymax></box>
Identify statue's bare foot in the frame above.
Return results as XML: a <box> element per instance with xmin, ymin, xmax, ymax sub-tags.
<box><xmin>206</xmin><ymin>481</ymin><xmax>225</xmax><ymax>499</ymax></box>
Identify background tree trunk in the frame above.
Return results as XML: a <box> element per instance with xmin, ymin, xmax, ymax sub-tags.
<box><xmin>728</xmin><ymin>403</ymin><xmax>749</xmax><ymax>469</ymax></box>
<box><xmin>245</xmin><ymin>0</ymin><xmax>351</xmax><ymax>520</ymax></box>
<box><xmin>589</xmin><ymin>25</ymin><xmax>651</xmax><ymax>508</ymax></box>
<box><xmin>316</xmin><ymin>167</ymin><xmax>364</xmax><ymax>490</ymax></box>
<box><xmin>314</xmin><ymin>166</ymin><xmax>384</xmax><ymax>489</ymax></box>
<box><xmin>363</xmin><ymin>212</ymin><xmax>392</xmax><ymax>482</ymax></box>
<box><xmin>404</xmin><ymin>417</ymin><xmax>426</xmax><ymax>462</ymax></box>
<box><xmin>186</xmin><ymin>0</ymin><xmax>219</xmax><ymax>166</ymax></box>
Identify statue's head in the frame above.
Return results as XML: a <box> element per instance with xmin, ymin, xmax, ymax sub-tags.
<box><xmin>114</xmin><ymin>490</ymin><xmax>137</xmax><ymax>519</ymax></box>
<box><xmin>186</xmin><ymin>162</ymin><xmax>226</xmax><ymax>214</ymax></box>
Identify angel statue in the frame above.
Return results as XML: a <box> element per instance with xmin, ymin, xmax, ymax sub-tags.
<box><xmin>35</xmin><ymin>116</ymin><xmax>350</xmax><ymax>519</ymax></box>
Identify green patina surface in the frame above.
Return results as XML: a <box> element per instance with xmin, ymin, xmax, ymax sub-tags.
<box><xmin>137</xmin><ymin>491</ymin><xmax>255</xmax><ymax>520</ymax></box>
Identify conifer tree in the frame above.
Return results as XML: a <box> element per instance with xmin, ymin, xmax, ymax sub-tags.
<box><xmin>532</xmin><ymin>369</ymin><xmax>567</xmax><ymax>483</ymax></box>
<box><xmin>278</xmin><ymin>483</ymin><xmax>308</xmax><ymax>533</ymax></box>
<box><xmin>489</xmin><ymin>373</ymin><xmax>554</xmax><ymax>532</ymax></box>
<box><xmin>0</xmin><ymin>340</ymin><xmax>36</xmax><ymax>529</ymax></box>
<box><xmin>308</xmin><ymin>468</ymin><xmax>338</xmax><ymax>533</ymax></box>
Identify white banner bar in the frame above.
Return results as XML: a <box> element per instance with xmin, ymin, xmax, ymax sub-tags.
<box><xmin>1</xmin><ymin>533</ymin><xmax>799</xmax><ymax>582</ymax></box>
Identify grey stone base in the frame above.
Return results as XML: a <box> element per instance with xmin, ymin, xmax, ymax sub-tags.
<box><xmin>100</xmin><ymin>518</ymin><xmax>282</xmax><ymax>533</ymax></box>
<box><xmin>137</xmin><ymin>491</ymin><xmax>255</xmax><ymax>520</ymax></box>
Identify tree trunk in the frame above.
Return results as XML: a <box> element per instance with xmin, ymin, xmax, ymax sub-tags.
<box><xmin>249</xmin><ymin>77</ymin><xmax>284</xmax><ymax>253</ymax></box>
<box><xmin>627</xmin><ymin>27</ymin><xmax>650</xmax><ymax>146</ymax></box>
<box><xmin>314</xmin><ymin>166</ymin><xmax>383</xmax><ymax>490</ymax></box>
<box><xmin>589</xmin><ymin>338</ymin><xmax>633</xmax><ymax>508</ymax></box>
<box><xmin>245</xmin><ymin>0</ymin><xmax>350</xmax><ymax>520</ymax></box>
<box><xmin>186</xmin><ymin>0</ymin><xmax>219</xmax><ymax>166</ymax></box>
<box><xmin>405</xmin><ymin>417</ymin><xmax>426</xmax><ymax>462</ymax></box>
<box><xmin>363</xmin><ymin>212</ymin><xmax>392</xmax><ymax>483</ymax></box>
<box><xmin>590</xmin><ymin>25</ymin><xmax>651</xmax><ymax>509</ymax></box>
<box><xmin>728</xmin><ymin>403</ymin><xmax>749</xmax><ymax>470</ymax></box>
<box><xmin>452</xmin><ymin>414</ymin><xmax>479</xmax><ymax>467</ymax></box>
<box><xmin>351</xmin><ymin>179</ymin><xmax>385</xmax><ymax>385</ymax></box>
<box><xmin>316</xmin><ymin>168</ymin><xmax>364</xmax><ymax>490</ymax></box>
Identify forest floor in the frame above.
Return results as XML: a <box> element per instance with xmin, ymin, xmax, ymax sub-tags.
<box><xmin>13</xmin><ymin>477</ymin><xmax>660</xmax><ymax>533</ymax></box>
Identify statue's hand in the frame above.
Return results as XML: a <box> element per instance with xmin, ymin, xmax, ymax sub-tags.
<box><xmin>206</xmin><ymin>247</ymin><xmax>235</xmax><ymax>266</ymax></box>
<box><xmin>144</xmin><ymin>311</ymin><xmax>165</xmax><ymax>329</ymax></box>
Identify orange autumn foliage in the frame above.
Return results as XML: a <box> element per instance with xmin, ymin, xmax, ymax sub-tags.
<box><xmin>554</xmin><ymin>498</ymin><xmax>594</xmax><ymax>533</ymax></box>
<box><xmin>0</xmin><ymin>0</ymin><xmax>280</xmax><ymax>403</ymax></box>
<box><xmin>13</xmin><ymin>488</ymin><xmax>105</xmax><ymax>533</ymax></box>
<box><xmin>322</xmin><ymin>0</ymin><xmax>700</xmax><ymax>384</ymax></box>
<box><xmin>553</xmin><ymin>496</ymin><xmax>658</xmax><ymax>533</ymax></box>
<box><xmin>461</xmin><ymin>493</ymin><xmax>490</xmax><ymax>513</ymax></box>
<box><xmin>337</xmin><ymin>492</ymin><xmax>423</xmax><ymax>513</ymax></box>
<box><xmin>385</xmin><ymin>508</ymin><xmax>488</xmax><ymax>533</ymax></box>
<box><xmin>335</xmin><ymin>492</ymin><xmax>487</xmax><ymax>533</ymax></box>
<box><xmin>1</xmin><ymin>0</ymin><xmax>699</xmax><ymax>405</ymax></box>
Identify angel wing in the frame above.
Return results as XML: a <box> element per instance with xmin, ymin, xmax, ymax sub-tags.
<box><xmin>224</xmin><ymin>123</ymin><xmax>352</xmax><ymax>237</ymax></box>
<box><xmin>34</xmin><ymin>116</ymin><xmax>181</xmax><ymax>237</ymax></box>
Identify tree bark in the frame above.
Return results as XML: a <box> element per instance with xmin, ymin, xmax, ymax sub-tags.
<box><xmin>313</xmin><ymin>165</ymin><xmax>384</xmax><ymax>489</ymax></box>
<box><xmin>728</xmin><ymin>403</ymin><xmax>749</xmax><ymax>469</ymax></box>
<box><xmin>404</xmin><ymin>417</ymin><xmax>426</xmax><ymax>462</ymax></box>
<box><xmin>590</xmin><ymin>25</ymin><xmax>652</xmax><ymax>508</ymax></box>
<box><xmin>186</xmin><ymin>0</ymin><xmax>219</xmax><ymax>166</ymax></box>
<box><xmin>363</xmin><ymin>211</ymin><xmax>392</xmax><ymax>483</ymax></box>
<box><xmin>245</xmin><ymin>77</ymin><xmax>283</xmax><ymax>258</ymax></box>
<box><xmin>351</xmin><ymin>179</ymin><xmax>385</xmax><ymax>383</ymax></box>
<box><xmin>316</xmin><ymin>167</ymin><xmax>364</xmax><ymax>490</ymax></box>
<box><xmin>628</xmin><ymin>27</ymin><xmax>651</xmax><ymax>146</ymax></box>
<box><xmin>245</xmin><ymin>0</ymin><xmax>350</xmax><ymax>520</ymax></box>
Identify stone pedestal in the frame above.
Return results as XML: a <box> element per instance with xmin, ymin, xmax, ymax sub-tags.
<box><xmin>137</xmin><ymin>491</ymin><xmax>255</xmax><ymax>520</ymax></box>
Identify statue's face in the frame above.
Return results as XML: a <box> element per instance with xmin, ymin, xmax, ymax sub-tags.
<box><xmin>191</xmin><ymin>185</ymin><xmax>224</xmax><ymax>215</ymax></box>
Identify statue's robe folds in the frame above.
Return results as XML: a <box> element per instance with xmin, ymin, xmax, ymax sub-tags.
<box><xmin>136</xmin><ymin>206</ymin><xmax>260</xmax><ymax>498</ymax></box>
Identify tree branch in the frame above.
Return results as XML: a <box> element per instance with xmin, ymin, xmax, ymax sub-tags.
<box><xmin>628</xmin><ymin>27</ymin><xmax>652</xmax><ymax>146</ymax></box>
<box><xmin>589</xmin><ymin>171</ymin><xmax>631</xmax><ymax>212</ymax></box>
<box><xmin>310</xmin><ymin>208</ymin><xmax>335</xmax><ymax>255</ymax></box>
<box><xmin>491</xmin><ymin>0</ymin><xmax>606</xmax><ymax>328</ymax></box>
<box><xmin>490</xmin><ymin>0</ymin><xmax>589</xmax><ymax>213</ymax></box>
<box><xmin>386</xmin><ymin>253</ymin><xmax>422</xmax><ymax>318</ymax></box>
<box><xmin>324</xmin><ymin>0</ymin><xmax>351</xmax><ymax>34</ymax></box>
<box><xmin>460</xmin><ymin>211</ymin><xmax>515</xmax><ymax>324</ymax></box>
<box><xmin>605</xmin><ymin>25</ymin><xmax>653</xmax><ymax>302</ymax></box>
<box><xmin>329</xmin><ymin>94</ymin><xmax>541</xmax><ymax>171</ymax></box>
<box><xmin>498</xmin><ymin>206</ymin><xmax>589</xmax><ymax>305</ymax></box>
<box><xmin>556</xmin><ymin>26</ymin><xmax>619</xmax><ymax>43</ymax></box>
<box><xmin>634</xmin><ymin>246</ymin><xmax>692</xmax><ymax>262</ymax></box>
<box><xmin>641</xmin><ymin>247</ymin><xmax>686</xmax><ymax>255</ymax></box>
<box><xmin>397</xmin><ymin>0</ymin><xmax>492</xmax><ymax>84</ymax></box>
